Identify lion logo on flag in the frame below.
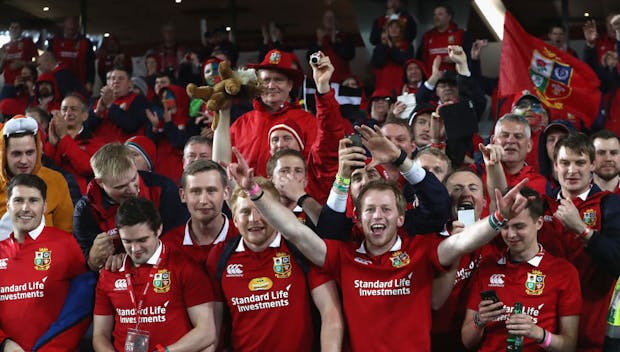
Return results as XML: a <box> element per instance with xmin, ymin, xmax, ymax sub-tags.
<box><xmin>528</xmin><ymin>48</ymin><xmax>573</xmax><ymax>109</ymax></box>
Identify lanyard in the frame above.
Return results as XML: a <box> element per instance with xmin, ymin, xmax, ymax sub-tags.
<box><xmin>125</xmin><ymin>243</ymin><xmax>165</xmax><ymax>329</ymax></box>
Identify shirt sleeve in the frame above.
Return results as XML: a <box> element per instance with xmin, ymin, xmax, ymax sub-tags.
<box><xmin>94</xmin><ymin>271</ymin><xmax>114</xmax><ymax>315</ymax></box>
<box><xmin>322</xmin><ymin>239</ymin><xmax>343</xmax><ymax>281</ymax></box>
<box><xmin>557</xmin><ymin>259</ymin><xmax>582</xmax><ymax>317</ymax></box>
<box><xmin>205</xmin><ymin>246</ymin><xmax>225</xmax><ymax>302</ymax></box>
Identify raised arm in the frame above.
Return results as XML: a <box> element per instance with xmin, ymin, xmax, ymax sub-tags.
<box><xmin>229</xmin><ymin>147</ymin><xmax>327</xmax><ymax>267</ymax></box>
<box><xmin>480</xmin><ymin>143</ymin><xmax>508</xmax><ymax>212</ymax></box>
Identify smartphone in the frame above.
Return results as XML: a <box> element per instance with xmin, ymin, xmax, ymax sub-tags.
<box><xmin>346</xmin><ymin>133</ymin><xmax>363</xmax><ymax>148</ymax></box>
<box><xmin>108</xmin><ymin>228</ymin><xmax>124</xmax><ymax>253</ymax></box>
<box><xmin>480</xmin><ymin>290</ymin><xmax>500</xmax><ymax>303</ymax></box>
<box><xmin>457</xmin><ymin>204</ymin><xmax>475</xmax><ymax>227</ymax></box>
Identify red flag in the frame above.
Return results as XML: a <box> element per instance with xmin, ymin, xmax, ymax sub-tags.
<box><xmin>498</xmin><ymin>12</ymin><xmax>601</xmax><ymax>128</ymax></box>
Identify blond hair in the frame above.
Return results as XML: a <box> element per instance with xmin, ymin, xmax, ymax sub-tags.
<box><xmin>229</xmin><ymin>177</ymin><xmax>279</xmax><ymax>215</ymax></box>
<box><xmin>90</xmin><ymin>142</ymin><xmax>135</xmax><ymax>179</ymax></box>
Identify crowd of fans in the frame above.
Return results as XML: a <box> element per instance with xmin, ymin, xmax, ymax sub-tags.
<box><xmin>0</xmin><ymin>1</ymin><xmax>619</xmax><ymax>351</ymax></box>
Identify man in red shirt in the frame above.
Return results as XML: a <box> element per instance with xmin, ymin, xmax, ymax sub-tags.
<box><xmin>48</xmin><ymin>16</ymin><xmax>95</xmax><ymax>93</ymax></box>
<box><xmin>162</xmin><ymin>160</ymin><xmax>237</xmax><ymax>263</ymax></box>
<box><xmin>228</xmin><ymin>135</ymin><xmax>530</xmax><ymax>351</ymax></box>
<box><xmin>230</xmin><ymin>49</ymin><xmax>317</xmax><ymax>177</ymax></box>
<box><xmin>92</xmin><ymin>68</ymin><xmax>149</xmax><ymax>143</ymax></box>
<box><xmin>475</xmin><ymin>114</ymin><xmax>547</xmax><ymax>195</ymax></box>
<box><xmin>94</xmin><ymin>197</ymin><xmax>216</xmax><ymax>351</ymax></box>
<box><xmin>591</xmin><ymin>130</ymin><xmax>620</xmax><ymax>194</ymax></box>
<box><xmin>418</xmin><ymin>4</ymin><xmax>471</xmax><ymax>73</ymax></box>
<box><xmin>0</xmin><ymin>174</ymin><xmax>89</xmax><ymax>351</ymax></box>
<box><xmin>206</xmin><ymin>178</ymin><xmax>344</xmax><ymax>351</ymax></box>
<box><xmin>44</xmin><ymin>94</ymin><xmax>104</xmax><ymax>194</ymax></box>
<box><xmin>462</xmin><ymin>188</ymin><xmax>581</xmax><ymax>351</ymax></box>
<box><xmin>0</xmin><ymin>22</ymin><xmax>37</xmax><ymax>88</ymax></box>
<box><xmin>548</xmin><ymin>133</ymin><xmax>620</xmax><ymax>351</ymax></box>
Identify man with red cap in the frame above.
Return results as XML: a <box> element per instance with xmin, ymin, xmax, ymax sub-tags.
<box><xmin>231</xmin><ymin>49</ymin><xmax>331</xmax><ymax>177</ymax></box>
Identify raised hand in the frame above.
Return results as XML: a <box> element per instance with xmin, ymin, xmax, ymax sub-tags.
<box><xmin>310</xmin><ymin>51</ymin><xmax>334</xmax><ymax>94</ymax></box>
<box><xmin>479</xmin><ymin>143</ymin><xmax>504</xmax><ymax>166</ymax></box>
<box><xmin>495</xmin><ymin>178</ymin><xmax>529</xmax><ymax>220</ymax></box>
<box><xmin>354</xmin><ymin>124</ymin><xmax>401</xmax><ymax>165</ymax></box>
<box><xmin>582</xmin><ymin>20</ymin><xmax>598</xmax><ymax>45</ymax></box>
<box><xmin>229</xmin><ymin>147</ymin><xmax>255</xmax><ymax>191</ymax></box>
<box><xmin>337</xmin><ymin>137</ymin><xmax>367</xmax><ymax>178</ymax></box>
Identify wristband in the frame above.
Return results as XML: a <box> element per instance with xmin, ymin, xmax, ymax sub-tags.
<box><xmin>250</xmin><ymin>190</ymin><xmax>264</xmax><ymax>202</ymax></box>
<box><xmin>297</xmin><ymin>194</ymin><xmax>312</xmax><ymax>208</ymax></box>
<box><xmin>155</xmin><ymin>345</ymin><xmax>169</xmax><ymax>352</ymax></box>
<box><xmin>488</xmin><ymin>211</ymin><xmax>508</xmax><ymax>232</ymax></box>
<box><xmin>332</xmin><ymin>181</ymin><xmax>349</xmax><ymax>193</ymax></box>
<box><xmin>391</xmin><ymin>149</ymin><xmax>407</xmax><ymax>167</ymax></box>
<box><xmin>539</xmin><ymin>329</ymin><xmax>552</xmax><ymax>349</ymax></box>
<box><xmin>473</xmin><ymin>312</ymin><xmax>486</xmax><ymax>329</ymax></box>
<box><xmin>335</xmin><ymin>174</ymin><xmax>351</xmax><ymax>186</ymax></box>
<box><xmin>246</xmin><ymin>183</ymin><xmax>261</xmax><ymax>197</ymax></box>
<box><xmin>494</xmin><ymin>210</ymin><xmax>507</xmax><ymax>223</ymax></box>
<box><xmin>578</xmin><ymin>227</ymin><xmax>592</xmax><ymax>240</ymax></box>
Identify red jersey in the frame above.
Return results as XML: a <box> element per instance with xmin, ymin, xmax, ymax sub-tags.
<box><xmin>49</xmin><ymin>34</ymin><xmax>93</xmax><ymax>85</ymax></box>
<box><xmin>475</xmin><ymin>163</ymin><xmax>547</xmax><ymax>197</ymax></box>
<box><xmin>206</xmin><ymin>234</ymin><xmax>331</xmax><ymax>352</ymax></box>
<box><xmin>162</xmin><ymin>216</ymin><xmax>237</xmax><ymax>264</ymax></box>
<box><xmin>467</xmin><ymin>247</ymin><xmax>582</xmax><ymax>352</ymax></box>
<box><xmin>420</xmin><ymin>22</ymin><xmax>467</xmax><ymax>73</ymax></box>
<box><xmin>0</xmin><ymin>225</ymin><xmax>86</xmax><ymax>350</ymax></box>
<box><xmin>0</xmin><ymin>37</ymin><xmax>37</xmax><ymax>84</ymax></box>
<box><xmin>547</xmin><ymin>189</ymin><xmax>616</xmax><ymax>350</ymax></box>
<box><xmin>95</xmin><ymin>242</ymin><xmax>214</xmax><ymax>351</ymax></box>
<box><xmin>323</xmin><ymin>235</ymin><xmax>445</xmax><ymax>351</ymax></box>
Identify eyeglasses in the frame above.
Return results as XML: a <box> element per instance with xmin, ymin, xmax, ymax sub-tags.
<box><xmin>515</xmin><ymin>100</ymin><xmax>544</xmax><ymax>113</ymax></box>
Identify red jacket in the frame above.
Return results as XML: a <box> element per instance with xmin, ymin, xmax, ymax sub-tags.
<box><xmin>152</xmin><ymin>85</ymin><xmax>189</xmax><ymax>183</ymax></box>
<box><xmin>419</xmin><ymin>22</ymin><xmax>466</xmax><ymax>73</ymax></box>
<box><xmin>231</xmin><ymin>99</ymin><xmax>318</xmax><ymax>177</ymax></box>
<box><xmin>44</xmin><ymin>129</ymin><xmax>105</xmax><ymax>194</ymax></box>
<box><xmin>92</xmin><ymin>92</ymin><xmax>149</xmax><ymax>143</ymax></box>
<box><xmin>306</xmin><ymin>90</ymin><xmax>353</xmax><ymax>203</ymax></box>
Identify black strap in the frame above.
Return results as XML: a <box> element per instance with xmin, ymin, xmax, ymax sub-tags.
<box><xmin>215</xmin><ymin>235</ymin><xmax>309</xmax><ymax>282</ymax></box>
<box><xmin>215</xmin><ymin>235</ymin><xmax>243</xmax><ymax>282</ymax></box>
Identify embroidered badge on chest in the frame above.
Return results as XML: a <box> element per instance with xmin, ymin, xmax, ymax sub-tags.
<box><xmin>34</xmin><ymin>248</ymin><xmax>51</xmax><ymax>270</ymax></box>
<box><xmin>390</xmin><ymin>251</ymin><xmax>410</xmax><ymax>268</ymax></box>
<box><xmin>525</xmin><ymin>270</ymin><xmax>545</xmax><ymax>295</ymax></box>
<box><xmin>582</xmin><ymin>209</ymin><xmax>597</xmax><ymax>227</ymax></box>
<box><xmin>273</xmin><ymin>252</ymin><xmax>292</xmax><ymax>279</ymax></box>
<box><xmin>153</xmin><ymin>269</ymin><xmax>171</xmax><ymax>293</ymax></box>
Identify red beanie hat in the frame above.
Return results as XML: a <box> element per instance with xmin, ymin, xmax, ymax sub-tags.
<box><xmin>125</xmin><ymin>136</ymin><xmax>156</xmax><ymax>171</ymax></box>
<box><xmin>268</xmin><ymin>119</ymin><xmax>305</xmax><ymax>151</ymax></box>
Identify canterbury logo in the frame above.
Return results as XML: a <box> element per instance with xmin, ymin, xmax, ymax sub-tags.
<box><xmin>114</xmin><ymin>279</ymin><xmax>127</xmax><ymax>290</ymax></box>
<box><xmin>226</xmin><ymin>264</ymin><xmax>244</xmax><ymax>276</ymax></box>
<box><xmin>0</xmin><ymin>258</ymin><xmax>7</xmax><ymax>270</ymax></box>
<box><xmin>489</xmin><ymin>274</ymin><xmax>505</xmax><ymax>287</ymax></box>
